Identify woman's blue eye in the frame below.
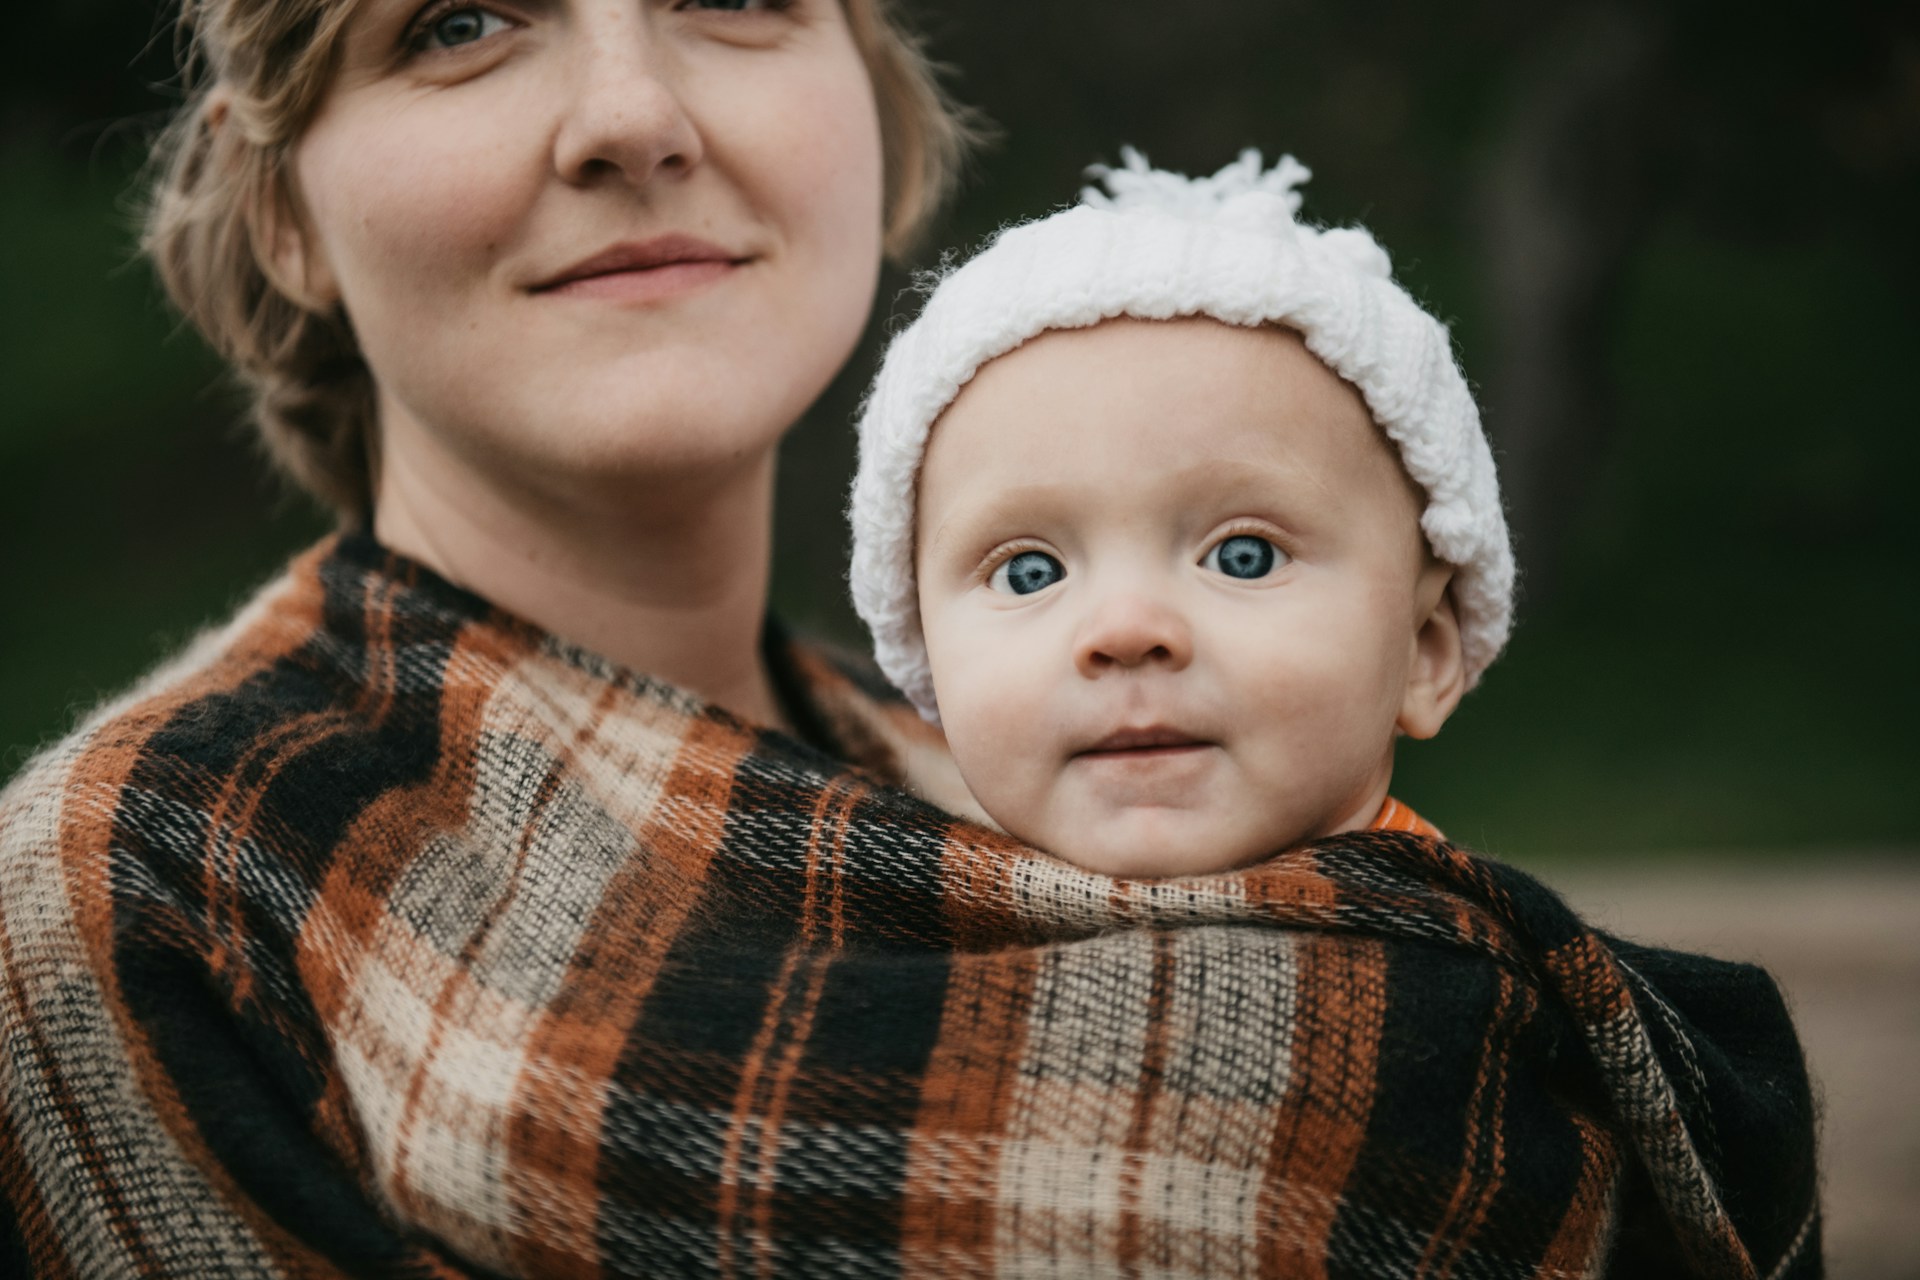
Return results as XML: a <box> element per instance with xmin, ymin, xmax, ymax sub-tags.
<box><xmin>989</xmin><ymin>551</ymin><xmax>1065</xmax><ymax>596</ymax></box>
<box><xmin>1204</xmin><ymin>535</ymin><xmax>1283</xmax><ymax>580</ymax></box>
<box><xmin>423</xmin><ymin>7</ymin><xmax>509</xmax><ymax>48</ymax></box>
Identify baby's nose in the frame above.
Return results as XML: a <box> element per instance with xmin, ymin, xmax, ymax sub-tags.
<box><xmin>1073</xmin><ymin>593</ymin><xmax>1194</xmax><ymax>677</ymax></box>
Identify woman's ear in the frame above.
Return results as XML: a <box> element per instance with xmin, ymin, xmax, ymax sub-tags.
<box><xmin>1397</xmin><ymin>566</ymin><xmax>1467</xmax><ymax>740</ymax></box>
<box><xmin>259</xmin><ymin>178</ymin><xmax>340</xmax><ymax>312</ymax></box>
<box><xmin>205</xmin><ymin>89</ymin><xmax>340</xmax><ymax>311</ymax></box>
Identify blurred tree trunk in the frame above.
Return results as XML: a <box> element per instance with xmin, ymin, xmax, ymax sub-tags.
<box><xmin>1474</xmin><ymin>5</ymin><xmax>1667</xmax><ymax>601</ymax></box>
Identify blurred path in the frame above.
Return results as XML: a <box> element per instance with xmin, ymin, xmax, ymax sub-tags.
<box><xmin>1542</xmin><ymin>857</ymin><xmax>1920</xmax><ymax>1280</ymax></box>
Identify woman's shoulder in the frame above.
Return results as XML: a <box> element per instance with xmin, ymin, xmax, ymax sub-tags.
<box><xmin>0</xmin><ymin>536</ymin><xmax>473</xmax><ymax>870</ymax></box>
<box><xmin>2</xmin><ymin>538</ymin><xmax>961</xmax><ymax>889</ymax></box>
<box><xmin>7</xmin><ymin>548</ymin><xmax>299</xmax><ymax>768</ymax></box>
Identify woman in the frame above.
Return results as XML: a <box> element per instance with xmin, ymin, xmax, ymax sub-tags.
<box><xmin>0</xmin><ymin>0</ymin><xmax>1819</xmax><ymax>1276</ymax></box>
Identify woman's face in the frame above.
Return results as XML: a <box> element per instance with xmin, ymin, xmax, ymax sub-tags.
<box><xmin>291</xmin><ymin>0</ymin><xmax>885</xmax><ymax>493</ymax></box>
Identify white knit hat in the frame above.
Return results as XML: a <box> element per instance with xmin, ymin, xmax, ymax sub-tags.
<box><xmin>850</xmin><ymin>148</ymin><xmax>1515</xmax><ymax>722</ymax></box>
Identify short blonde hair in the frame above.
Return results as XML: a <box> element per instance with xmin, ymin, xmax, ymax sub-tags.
<box><xmin>143</xmin><ymin>0</ymin><xmax>982</xmax><ymax>521</ymax></box>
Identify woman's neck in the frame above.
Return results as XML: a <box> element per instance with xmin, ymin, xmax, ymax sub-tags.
<box><xmin>372</xmin><ymin>423</ymin><xmax>788</xmax><ymax>730</ymax></box>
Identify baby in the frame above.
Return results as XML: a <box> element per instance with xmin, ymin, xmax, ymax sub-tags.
<box><xmin>849</xmin><ymin>150</ymin><xmax>1514</xmax><ymax>877</ymax></box>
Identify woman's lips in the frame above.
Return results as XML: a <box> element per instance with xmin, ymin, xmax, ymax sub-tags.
<box><xmin>541</xmin><ymin>258</ymin><xmax>739</xmax><ymax>303</ymax></box>
<box><xmin>532</xmin><ymin>235</ymin><xmax>748</xmax><ymax>303</ymax></box>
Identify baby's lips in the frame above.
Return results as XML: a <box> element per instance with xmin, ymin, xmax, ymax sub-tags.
<box><xmin>1075</xmin><ymin>724</ymin><xmax>1213</xmax><ymax>755</ymax></box>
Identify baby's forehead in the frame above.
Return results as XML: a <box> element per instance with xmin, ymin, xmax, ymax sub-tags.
<box><xmin>932</xmin><ymin>317</ymin><xmax>1417</xmax><ymax>495</ymax></box>
<box><xmin>918</xmin><ymin>318</ymin><xmax>1430</xmax><ymax>556</ymax></box>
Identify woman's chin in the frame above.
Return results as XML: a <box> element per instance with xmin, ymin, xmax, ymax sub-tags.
<box><xmin>514</xmin><ymin>365</ymin><xmax>837</xmax><ymax>478</ymax></box>
<box><xmin>412</xmin><ymin>394</ymin><xmax>794</xmax><ymax>495</ymax></box>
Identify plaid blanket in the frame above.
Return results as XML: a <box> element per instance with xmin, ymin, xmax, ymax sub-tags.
<box><xmin>0</xmin><ymin>535</ymin><xmax>1820</xmax><ymax>1278</ymax></box>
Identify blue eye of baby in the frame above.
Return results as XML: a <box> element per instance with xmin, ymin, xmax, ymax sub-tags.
<box><xmin>992</xmin><ymin>551</ymin><xmax>1065</xmax><ymax>595</ymax></box>
<box><xmin>1205</xmin><ymin>535</ymin><xmax>1282</xmax><ymax>579</ymax></box>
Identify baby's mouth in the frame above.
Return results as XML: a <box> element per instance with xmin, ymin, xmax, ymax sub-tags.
<box><xmin>1074</xmin><ymin>726</ymin><xmax>1215</xmax><ymax>759</ymax></box>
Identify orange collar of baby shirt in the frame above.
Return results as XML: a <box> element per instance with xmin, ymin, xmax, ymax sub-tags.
<box><xmin>1371</xmin><ymin>796</ymin><xmax>1443</xmax><ymax>840</ymax></box>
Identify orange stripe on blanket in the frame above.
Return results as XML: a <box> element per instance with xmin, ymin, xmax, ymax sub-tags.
<box><xmin>719</xmin><ymin>775</ymin><xmax>868</xmax><ymax>1280</ymax></box>
<box><xmin>507</xmin><ymin>711</ymin><xmax>757</xmax><ymax>1280</ymax></box>
<box><xmin>1415</xmin><ymin>970</ymin><xmax>1532</xmax><ymax>1279</ymax></box>
<box><xmin>0</xmin><ymin>898</ymin><xmax>87</xmax><ymax>1280</ymax></box>
<box><xmin>899</xmin><ymin>950</ymin><xmax>1041</xmax><ymax>1279</ymax></box>
<box><xmin>57</xmin><ymin>556</ymin><xmax>338</xmax><ymax>1278</ymax></box>
<box><xmin>1534</xmin><ymin>1111</ymin><xmax>1623</xmax><ymax>1278</ymax></box>
<box><xmin>300</xmin><ymin>588</ymin><xmax>541</xmax><ymax>1206</ymax></box>
<box><xmin>1113</xmin><ymin>932</ymin><xmax>1177</xmax><ymax>1275</ymax></box>
<box><xmin>1255</xmin><ymin>935</ymin><xmax>1390</xmax><ymax>1279</ymax></box>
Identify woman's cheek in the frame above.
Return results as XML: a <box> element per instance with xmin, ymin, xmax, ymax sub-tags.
<box><xmin>299</xmin><ymin>98</ymin><xmax>523</xmax><ymax>314</ymax></box>
<box><xmin>752</xmin><ymin>55</ymin><xmax>883</xmax><ymax>248</ymax></box>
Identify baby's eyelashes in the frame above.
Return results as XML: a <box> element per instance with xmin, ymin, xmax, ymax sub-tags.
<box><xmin>988</xmin><ymin>550</ymin><xmax>1066</xmax><ymax>595</ymax></box>
<box><xmin>1202</xmin><ymin>534</ymin><xmax>1287</xmax><ymax>580</ymax></box>
<box><xmin>973</xmin><ymin>529</ymin><xmax>1288</xmax><ymax>594</ymax></box>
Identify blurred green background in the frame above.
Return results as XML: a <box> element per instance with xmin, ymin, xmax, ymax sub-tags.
<box><xmin>3</xmin><ymin>0</ymin><xmax>1916</xmax><ymax>860</ymax></box>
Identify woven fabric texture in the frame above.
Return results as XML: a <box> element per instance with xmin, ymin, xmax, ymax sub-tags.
<box><xmin>1</xmin><ymin>536</ymin><xmax>1818</xmax><ymax>1278</ymax></box>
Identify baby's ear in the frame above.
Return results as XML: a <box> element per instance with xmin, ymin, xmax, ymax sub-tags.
<box><xmin>1397</xmin><ymin>566</ymin><xmax>1466</xmax><ymax>740</ymax></box>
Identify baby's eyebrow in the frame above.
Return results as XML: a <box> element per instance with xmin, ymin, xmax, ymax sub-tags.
<box><xmin>1160</xmin><ymin>455</ymin><xmax>1340</xmax><ymax>505</ymax></box>
<box><xmin>921</xmin><ymin>482</ymin><xmax>1085</xmax><ymax>562</ymax></box>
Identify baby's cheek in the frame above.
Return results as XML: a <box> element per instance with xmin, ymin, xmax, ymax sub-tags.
<box><xmin>936</xmin><ymin>675</ymin><xmax>1029</xmax><ymax>805</ymax></box>
<box><xmin>1258</xmin><ymin>617</ymin><xmax>1401</xmax><ymax>709</ymax></box>
<box><xmin>1232</xmin><ymin>635</ymin><xmax>1402</xmax><ymax>787</ymax></box>
<box><xmin>935</xmin><ymin>685</ymin><xmax>1045</xmax><ymax>835</ymax></box>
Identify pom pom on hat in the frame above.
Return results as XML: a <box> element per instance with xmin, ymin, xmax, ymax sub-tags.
<box><xmin>849</xmin><ymin>149</ymin><xmax>1515</xmax><ymax>723</ymax></box>
<box><xmin>1082</xmin><ymin>146</ymin><xmax>1311</xmax><ymax>222</ymax></box>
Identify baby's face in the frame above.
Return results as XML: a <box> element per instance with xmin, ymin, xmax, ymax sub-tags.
<box><xmin>915</xmin><ymin>317</ymin><xmax>1462</xmax><ymax>877</ymax></box>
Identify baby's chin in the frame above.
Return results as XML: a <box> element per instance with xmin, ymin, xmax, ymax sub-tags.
<box><xmin>1015</xmin><ymin>810</ymin><xmax>1308</xmax><ymax>880</ymax></box>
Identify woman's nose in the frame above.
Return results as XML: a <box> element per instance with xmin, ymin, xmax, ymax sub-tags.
<box><xmin>551</xmin><ymin>19</ymin><xmax>704</xmax><ymax>187</ymax></box>
<box><xmin>1073</xmin><ymin>591</ymin><xmax>1194</xmax><ymax>678</ymax></box>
